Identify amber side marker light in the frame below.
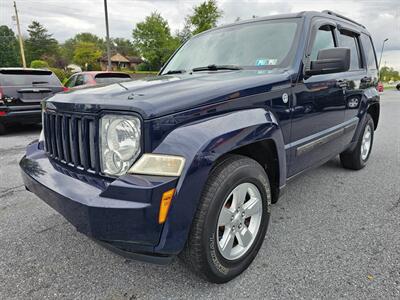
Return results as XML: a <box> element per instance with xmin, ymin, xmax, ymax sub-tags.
<box><xmin>159</xmin><ymin>188</ymin><xmax>176</xmax><ymax>224</ymax></box>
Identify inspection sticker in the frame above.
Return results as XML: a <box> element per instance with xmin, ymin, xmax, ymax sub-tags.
<box><xmin>256</xmin><ymin>58</ymin><xmax>278</xmax><ymax>66</ymax></box>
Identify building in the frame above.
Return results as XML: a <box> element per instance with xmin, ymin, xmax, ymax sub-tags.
<box><xmin>99</xmin><ymin>53</ymin><xmax>143</xmax><ymax>71</ymax></box>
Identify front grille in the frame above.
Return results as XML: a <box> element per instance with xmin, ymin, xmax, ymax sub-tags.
<box><xmin>43</xmin><ymin>111</ymin><xmax>100</xmax><ymax>173</ymax></box>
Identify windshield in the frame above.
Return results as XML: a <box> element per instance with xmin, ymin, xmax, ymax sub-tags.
<box><xmin>162</xmin><ymin>18</ymin><xmax>301</xmax><ymax>74</ymax></box>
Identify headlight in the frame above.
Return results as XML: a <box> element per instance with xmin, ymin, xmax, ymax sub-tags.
<box><xmin>100</xmin><ymin>115</ymin><xmax>141</xmax><ymax>176</ymax></box>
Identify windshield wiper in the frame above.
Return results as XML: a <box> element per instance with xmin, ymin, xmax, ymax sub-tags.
<box><xmin>164</xmin><ymin>69</ymin><xmax>186</xmax><ymax>75</ymax></box>
<box><xmin>191</xmin><ymin>64</ymin><xmax>242</xmax><ymax>72</ymax></box>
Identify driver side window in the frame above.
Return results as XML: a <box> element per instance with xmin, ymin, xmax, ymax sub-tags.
<box><xmin>310</xmin><ymin>25</ymin><xmax>336</xmax><ymax>61</ymax></box>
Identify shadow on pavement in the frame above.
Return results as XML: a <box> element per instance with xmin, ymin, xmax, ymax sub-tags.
<box><xmin>2</xmin><ymin>123</ymin><xmax>42</xmax><ymax>137</ymax></box>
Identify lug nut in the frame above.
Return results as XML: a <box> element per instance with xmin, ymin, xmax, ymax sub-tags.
<box><xmin>232</xmin><ymin>225</ymin><xmax>235</xmax><ymax>230</ymax></box>
<box><xmin>241</xmin><ymin>212</ymin><xmax>245</xmax><ymax>217</ymax></box>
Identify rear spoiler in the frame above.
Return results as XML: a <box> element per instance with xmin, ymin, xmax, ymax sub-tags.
<box><xmin>0</xmin><ymin>69</ymin><xmax>53</xmax><ymax>75</ymax></box>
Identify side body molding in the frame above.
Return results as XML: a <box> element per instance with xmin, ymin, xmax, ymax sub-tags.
<box><xmin>151</xmin><ymin>108</ymin><xmax>286</xmax><ymax>254</ymax></box>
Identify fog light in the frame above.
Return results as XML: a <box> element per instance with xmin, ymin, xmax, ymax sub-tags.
<box><xmin>129</xmin><ymin>154</ymin><xmax>185</xmax><ymax>177</ymax></box>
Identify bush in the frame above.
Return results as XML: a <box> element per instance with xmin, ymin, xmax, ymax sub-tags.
<box><xmin>30</xmin><ymin>60</ymin><xmax>49</xmax><ymax>68</ymax></box>
<box><xmin>49</xmin><ymin>67</ymin><xmax>72</xmax><ymax>84</ymax></box>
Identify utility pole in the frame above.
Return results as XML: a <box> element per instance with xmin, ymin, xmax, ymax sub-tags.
<box><xmin>104</xmin><ymin>0</ymin><xmax>112</xmax><ymax>71</ymax></box>
<box><xmin>13</xmin><ymin>1</ymin><xmax>26</xmax><ymax>68</ymax></box>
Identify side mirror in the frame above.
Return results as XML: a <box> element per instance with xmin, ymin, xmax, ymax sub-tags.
<box><xmin>305</xmin><ymin>47</ymin><xmax>350</xmax><ymax>76</ymax></box>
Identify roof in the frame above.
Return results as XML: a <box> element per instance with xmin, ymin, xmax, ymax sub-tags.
<box><xmin>199</xmin><ymin>10</ymin><xmax>369</xmax><ymax>36</ymax></box>
<box><xmin>0</xmin><ymin>67</ymin><xmax>45</xmax><ymax>71</ymax></box>
<box><xmin>72</xmin><ymin>71</ymin><xmax>130</xmax><ymax>76</ymax></box>
<box><xmin>99</xmin><ymin>52</ymin><xmax>143</xmax><ymax>64</ymax></box>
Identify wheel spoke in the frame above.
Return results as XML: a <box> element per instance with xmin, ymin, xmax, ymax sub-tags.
<box><xmin>236</xmin><ymin>227</ymin><xmax>253</xmax><ymax>248</ymax></box>
<box><xmin>242</xmin><ymin>197</ymin><xmax>261</xmax><ymax>217</ymax></box>
<box><xmin>220</xmin><ymin>230</ymin><xmax>234</xmax><ymax>257</ymax></box>
<box><xmin>218</xmin><ymin>207</ymin><xmax>232</xmax><ymax>226</ymax></box>
<box><xmin>232</xmin><ymin>185</ymin><xmax>248</xmax><ymax>209</ymax></box>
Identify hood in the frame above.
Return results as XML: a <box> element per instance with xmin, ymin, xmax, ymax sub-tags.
<box><xmin>47</xmin><ymin>70</ymin><xmax>292</xmax><ymax>119</ymax></box>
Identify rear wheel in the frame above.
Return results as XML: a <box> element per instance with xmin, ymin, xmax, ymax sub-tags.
<box><xmin>181</xmin><ymin>155</ymin><xmax>271</xmax><ymax>283</ymax></box>
<box><xmin>340</xmin><ymin>114</ymin><xmax>374</xmax><ymax>170</ymax></box>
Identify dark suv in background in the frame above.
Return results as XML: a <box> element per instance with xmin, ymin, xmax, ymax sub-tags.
<box><xmin>21</xmin><ymin>11</ymin><xmax>380</xmax><ymax>283</ymax></box>
<box><xmin>0</xmin><ymin>68</ymin><xmax>64</xmax><ymax>134</ymax></box>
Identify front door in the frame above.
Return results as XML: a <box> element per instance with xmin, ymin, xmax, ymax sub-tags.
<box><xmin>288</xmin><ymin>21</ymin><xmax>346</xmax><ymax>176</ymax></box>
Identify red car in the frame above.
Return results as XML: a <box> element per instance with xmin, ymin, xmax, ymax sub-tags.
<box><xmin>377</xmin><ymin>81</ymin><xmax>384</xmax><ymax>92</ymax></box>
<box><xmin>64</xmin><ymin>71</ymin><xmax>132</xmax><ymax>90</ymax></box>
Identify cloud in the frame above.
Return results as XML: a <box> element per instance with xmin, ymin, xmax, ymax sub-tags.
<box><xmin>1</xmin><ymin>0</ymin><xmax>399</xmax><ymax>68</ymax></box>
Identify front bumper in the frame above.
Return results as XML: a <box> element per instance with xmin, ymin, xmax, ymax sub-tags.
<box><xmin>20</xmin><ymin>142</ymin><xmax>178</xmax><ymax>263</ymax></box>
<box><xmin>0</xmin><ymin>105</ymin><xmax>41</xmax><ymax>124</ymax></box>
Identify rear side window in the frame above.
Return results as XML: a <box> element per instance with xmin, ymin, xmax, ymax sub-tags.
<box><xmin>310</xmin><ymin>25</ymin><xmax>335</xmax><ymax>61</ymax></box>
<box><xmin>0</xmin><ymin>69</ymin><xmax>61</xmax><ymax>86</ymax></box>
<box><xmin>361</xmin><ymin>34</ymin><xmax>378</xmax><ymax>70</ymax></box>
<box><xmin>338</xmin><ymin>32</ymin><xmax>362</xmax><ymax>70</ymax></box>
<box><xmin>94</xmin><ymin>73</ymin><xmax>131</xmax><ymax>84</ymax></box>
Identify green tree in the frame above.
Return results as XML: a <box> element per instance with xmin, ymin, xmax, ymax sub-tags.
<box><xmin>380</xmin><ymin>66</ymin><xmax>400</xmax><ymax>82</ymax></box>
<box><xmin>73</xmin><ymin>42</ymin><xmax>102</xmax><ymax>70</ymax></box>
<box><xmin>189</xmin><ymin>0</ymin><xmax>222</xmax><ymax>35</ymax></box>
<box><xmin>25</xmin><ymin>21</ymin><xmax>59</xmax><ymax>65</ymax></box>
<box><xmin>111</xmin><ymin>38</ymin><xmax>139</xmax><ymax>57</ymax></box>
<box><xmin>132</xmin><ymin>12</ymin><xmax>179</xmax><ymax>70</ymax></box>
<box><xmin>61</xmin><ymin>33</ymin><xmax>105</xmax><ymax>64</ymax></box>
<box><xmin>176</xmin><ymin>17</ymin><xmax>192</xmax><ymax>43</ymax></box>
<box><xmin>0</xmin><ymin>26</ymin><xmax>20</xmax><ymax>67</ymax></box>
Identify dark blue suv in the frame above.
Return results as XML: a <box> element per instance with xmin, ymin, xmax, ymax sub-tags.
<box><xmin>20</xmin><ymin>11</ymin><xmax>380</xmax><ymax>283</ymax></box>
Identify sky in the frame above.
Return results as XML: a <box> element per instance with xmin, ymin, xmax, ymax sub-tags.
<box><xmin>1</xmin><ymin>0</ymin><xmax>399</xmax><ymax>70</ymax></box>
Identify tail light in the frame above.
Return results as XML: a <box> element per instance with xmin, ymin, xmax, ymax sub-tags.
<box><xmin>63</xmin><ymin>87</ymin><xmax>70</xmax><ymax>92</ymax></box>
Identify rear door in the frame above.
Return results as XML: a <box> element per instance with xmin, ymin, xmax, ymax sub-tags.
<box><xmin>335</xmin><ymin>26</ymin><xmax>369</xmax><ymax>125</ymax></box>
<box><xmin>0</xmin><ymin>69</ymin><xmax>63</xmax><ymax>107</ymax></box>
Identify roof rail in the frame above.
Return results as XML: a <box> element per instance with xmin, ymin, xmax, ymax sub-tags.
<box><xmin>321</xmin><ymin>10</ymin><xmax>365</xmax><ymax>28</ymax></box>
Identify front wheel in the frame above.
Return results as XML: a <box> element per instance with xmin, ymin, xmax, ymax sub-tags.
<box><xmin>340</xmin><ymin>114</ymin><xmax>374</xmax><ymax>170</ymax></box>
<box><xmin>181</xmin><ymin>155</ymin><xmax>271</xmax><ymax>283</ymax></box>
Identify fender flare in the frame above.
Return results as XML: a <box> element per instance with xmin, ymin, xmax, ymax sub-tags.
<box><xmin>346</xmin><ymin>87</ymin><xmax>380</xmax><ymax>152</ymax></box>
<box><xmin>151</xmin><ymin>108</ymin><xmax>286</xmax><ymax>254</ymax></box>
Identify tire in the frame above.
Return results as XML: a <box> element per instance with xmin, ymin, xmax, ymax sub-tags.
<box><xmin>396</xmin><ymin>84</ymin><xmax>400</xmax><ymax>91</ymax></box>
<box><xmin>181</xmin><ymin>155</ymin><xmax>271</xmax><ymax>283</ymax></box>
<box><xmin>0</xmin><ymin>123</ymin><xmax>5</xmax><ymax>135</ymax></box>
<box><xmin>340</xmin><ymin>114</ymin><xmax>374</xmax><ymax>170</ymax></box>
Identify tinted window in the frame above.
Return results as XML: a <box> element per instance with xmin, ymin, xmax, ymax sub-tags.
<box><xmin>361</xmin><ymin>34</ymin><xmax>377</xmax><ymax>70</ymax></box>
<box><xmin>310</xmin><ymin>26</ymin><xmax>335</xmax><ymax>61</ymax></box>
<box><xmin>94</xmin><ymin>73</ymin><xmax>131</xmax><ymax>84</ymax></box>
<box><xmin>162</xmin><ymin>19</ymin><xmax>300</xmax><ymax>74</ymax></box>
<box><xmin>338</xmin><ymin>32</ymin><xmax>362</xmax><ymax>70</ymax></box>
<box><xmin>75</xmin><ymin>75</ymin><xmax>85</xmax><ymax>86</ymax></box>
<box><xmin>0</xmin><ymin>69</ymin><xmax>61</xmax><ymax>86</ymax></box>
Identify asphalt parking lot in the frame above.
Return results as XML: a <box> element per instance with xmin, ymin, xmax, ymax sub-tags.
<box><xmin>0</xmin><ymin>91</ymin><xmax>399</xmax><ymax>299</ymax></box>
